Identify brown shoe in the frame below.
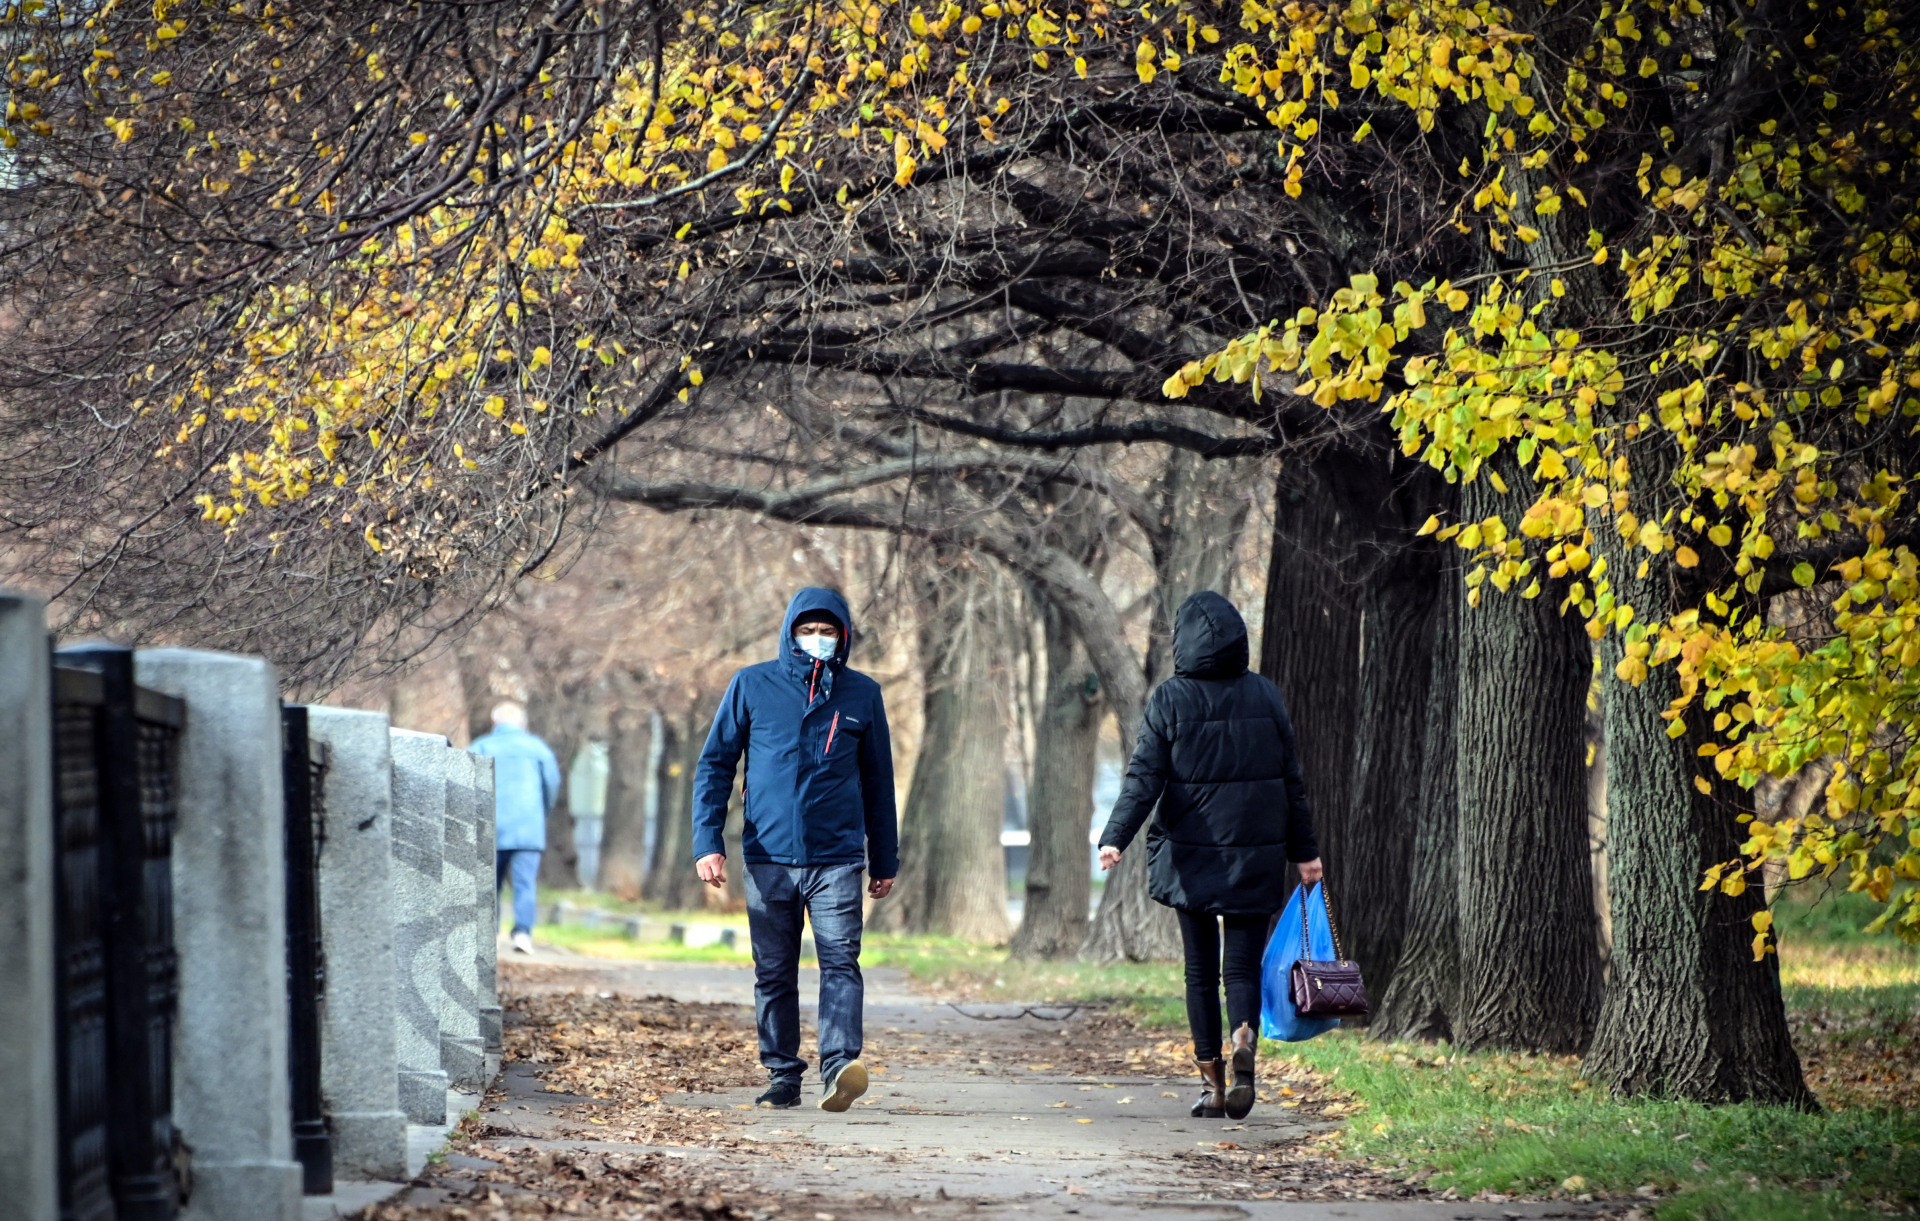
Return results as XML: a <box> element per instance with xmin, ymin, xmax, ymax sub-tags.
<box><xmin>1189</xmin><ymin>1058</ymin><xmax>1226</xmax><ymax>1118</ymax></box>
<box><xmin>1225</xmin><ymin>1023</ymin><xmax>1256</xmax><ymax>1119</ymax></box>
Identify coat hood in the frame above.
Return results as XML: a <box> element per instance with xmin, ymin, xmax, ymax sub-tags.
<box><xmin>1173</xmin><ymin>591</ymin><xmax>1249</xmax><ymax>679</ymax></box>
<box><xmin>779</xmin><ymin>587</ymin><xmax>854</xmax><ymax>669</ymax></box>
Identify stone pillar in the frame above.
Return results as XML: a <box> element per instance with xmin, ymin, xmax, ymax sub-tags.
<box><xmin>387</xmin><ymin>729</ymin><xmax>449</xmax><ymax>1124</ymax></box>
<box><xmin>0</xmin><ymin>594</ymin><xmax>56</xmax><ymax>1221</ymax></box>
<box><xmin>438</xmin><ymin>748</ymin><xmax>485</xmax><ymax>1092</ymax></box>
<box><xmin>307</xmin><ymin>708</ymin><xmax>408</xmax><ymax>1181</ymax></box>
<box><xmin>471</xmin><ymin>754</ymin><xmax>502</xmax><ymax>1065</ymax></box>
<box><xmin>135</xmin><ymin>649</ymin><xmax>300</xmax><ymax>1221</ymax></box>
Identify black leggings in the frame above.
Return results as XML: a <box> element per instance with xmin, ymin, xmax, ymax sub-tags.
<box><xmin>1177</xmin><ymin>910</ymin><xmax>1269</xmax><ymax>1062</ymax></box>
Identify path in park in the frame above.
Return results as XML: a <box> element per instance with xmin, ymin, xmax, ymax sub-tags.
<box><xmin>369</xmin><ymin>947</ymin><xmax>1627</xmax><ymax>1221</ymax></box>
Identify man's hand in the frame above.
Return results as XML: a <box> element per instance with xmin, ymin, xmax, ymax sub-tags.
<box><xmin>1298</xmin><ymin>857</ymin><xmax>1324</xmax><ymax>884</ymax></box>
<box><xmin>1097</xmin><ymin>846</ymin><xmax>1122</xmax><ymax>871</ymax></box>
<box><xmin>696</xmin><ymin>853</ymin><xmax>727</xmax><ymax>889</ymax></box>
<box><xmin>869</xmin><ymin>875</ymin><xmax>895</xmax><ymax>900</ymax></box>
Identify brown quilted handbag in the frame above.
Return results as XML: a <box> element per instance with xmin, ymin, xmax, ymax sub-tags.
<box><xmin>1288</xmin><ymin>881</ymin><xmax>1370</xmax><ymax>1019</ymax></box>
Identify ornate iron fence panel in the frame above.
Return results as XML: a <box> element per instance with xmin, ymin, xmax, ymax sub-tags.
<box><xmin>282</xmin><ymin>704</ymin><xmax>332</xmax><ymax>1195</ymax></box>
<box><xmin>52</xmin><ymin>666</ymin><xmax>113</xmax><ymax>1221</ymax></box>
<box><xmin>53</xmin><ymin>645</ymin><xmax>184</xmax><ymax>1221</ymax></box>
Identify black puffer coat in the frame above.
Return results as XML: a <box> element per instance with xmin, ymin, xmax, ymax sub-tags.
<box><xmin>1098</xmin><ymin>591</ymin><xmax>1319</xmax><ymax>916</ymax></box>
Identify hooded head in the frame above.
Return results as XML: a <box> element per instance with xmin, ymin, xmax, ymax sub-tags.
<box><xmin>780</xmin><ymin>587</ymin><xmax>854</xmax><ymax>669</ymax></box>
<box><xmin>1172</xmin><ymin>591</ymin><xmax>1250</xmax><ymax>679</ymax></box>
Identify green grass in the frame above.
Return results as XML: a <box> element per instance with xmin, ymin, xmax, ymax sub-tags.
<box><xmin>860</xmin><ymin>934</ymin><xmax>1185</xmax><ymax>1022</ymax></box>
<box><xmin>1280</xmin><ymin>1033</ymin><xmax>1916</xmax><ymax>1219</ymax></box>
<box><xmin>1777</xmin><ymin>886</ymin><xmax>1920</xmax><ymax>1021</ymax></box>
<box><xmin>527</xmin><ymin>922</ymin><xmax>758</xmax><ymax>960</ymax></box>
<box><xmin>528</xmin><ymin>888</ymin><xmax>753</xmax><ymax>927</ymax></box>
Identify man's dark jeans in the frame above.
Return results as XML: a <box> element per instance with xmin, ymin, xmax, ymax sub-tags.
<box><xmin>744</xmin><ymin>862</ymin><xmax>865</xmax><ymax>1085</ymax></box>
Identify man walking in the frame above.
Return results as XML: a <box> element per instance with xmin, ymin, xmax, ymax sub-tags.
<box><xmin>694</xmin><ymin>588</ymin><xmax>899</xmax><ymax>1112</ymax></box>
<box><xmin>472</xmin><ymin>700</ymin><xmax>562</xmax><ymax>955</ymax></box>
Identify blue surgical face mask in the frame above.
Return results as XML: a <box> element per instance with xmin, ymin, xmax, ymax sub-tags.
<box><xmin>795</xmin><ymin>632</ymin><xmax>838</xmax><ymax>661</ymax></box>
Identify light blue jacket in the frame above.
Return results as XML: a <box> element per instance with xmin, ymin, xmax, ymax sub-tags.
<box><xmin>470</xmin><ymin>724</ymin><xmax>561</xmax><ymax>851</ymax></box>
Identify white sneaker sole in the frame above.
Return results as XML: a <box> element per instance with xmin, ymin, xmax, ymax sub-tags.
<box><xmin>818</xmin><ymin>1060</ymin><xmax>868</xmax><ymax>1112</ymax></box>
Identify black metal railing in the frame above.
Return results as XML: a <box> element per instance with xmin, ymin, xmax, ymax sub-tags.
<box><xmin>282</xmin><ymin>704</ymin><xmax>332</xmax><ymax>1196</ymax></box>
<box><xmin>53</xmin><ymin>645</ymin><xmax>184</xmax><ymax>1221</ymax></box>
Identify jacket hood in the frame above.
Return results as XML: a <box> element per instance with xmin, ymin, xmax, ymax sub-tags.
<box><xmin>779</xmin><ymin>587</ymin><xmax>854</xmax><ymax>669</ymax></box>
<box><xmin>1173</xmin><ymin>591</ymin><xmax>1249</xmax><ymax>679</ymax></box>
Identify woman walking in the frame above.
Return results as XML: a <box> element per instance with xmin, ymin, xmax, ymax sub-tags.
<box><xmin>1097</xmin><ymin>591</ymin><xmax>1323</xmax><ymax>1120</ymax></box>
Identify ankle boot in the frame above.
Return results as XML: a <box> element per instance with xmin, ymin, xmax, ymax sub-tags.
<box><xmin>1225</xmin><ymin>1022</ymin><xmax>1256</xmax><ymax>1119</ymax></box>
<box><xmin>1189</xmin><ymin>1058</ymin><xmax>1226</xmax><ymax>1118</ymax></box>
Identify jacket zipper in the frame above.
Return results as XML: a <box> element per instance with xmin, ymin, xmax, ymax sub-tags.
<box><xmin>824</xmin><ymin>712</ymin><xmax>839</xmax><ymax>756</ymax></box>
<box><xmin>807</xmin><ymin>660</ymin><xmax>820</xmax><ymax>706</ymax></box>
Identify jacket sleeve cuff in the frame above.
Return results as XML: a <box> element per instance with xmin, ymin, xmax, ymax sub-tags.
<box><xmin>691</xmin><ymin>829</ymin><xmax>727</xmax><ymax>861</ymax></box>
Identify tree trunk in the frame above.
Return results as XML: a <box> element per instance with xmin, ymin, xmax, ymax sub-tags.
<box><xmin>1584</xmin><ymin>551</ymin><xmax>1814</xmax><ymax>1105</ymax></box>
<box><xmin>1453</xmin><ymin>456</ymin><xmax>1602</xmax><ymax>1054</ymax></box>
<box><xmin>1260</xmin><ymin>453</ymin><xmax>1369</xmax><ymax>865</ymax></box>
<box><xmin>870</xmin><ymin>562</ymin><xmax>1012</xmax><ymax>941</ymax></box>
<box><xmin>1373</xmin><ymin>567</ymin><xmax>1461</xmax><ymax>1042</ymax></box>
<box><xmin>646</xmin><ymin>705</ymin><xmax>711</xmax><ymax>912</ymax></box>
<box><xmin>1262</xmin><ymin>442</ymin><xmax>1441</xmax><ymax>990</ymax></box>
<box><xmin>1010</xmin><ymin>595</ymin><xmax>1101</xmax><ymax>960</ymax></box>
<box><xmin>1341</xmin><ymin>542</ymin><xmax>1440</xmax><ymax>1004</ymax></box>
<box><xmin>598</xmin><ymin>702</ymin><xmax>653</xmax><ymax>901</ymax></box>
<box><xmin>535</xmin><ymin>727</ymin><xmax>581</xmax><ymax>891</ymax></box>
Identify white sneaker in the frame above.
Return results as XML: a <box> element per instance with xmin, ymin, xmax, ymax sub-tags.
<box><xmin>511</xmin><ymin>931</ymin><xmax>533</xmax><ymax>955</ymax></box>
<box><xmin>819</xmin><ymin>1060</ymin><xmax>869</xmax><ymax>1112</ymax></box>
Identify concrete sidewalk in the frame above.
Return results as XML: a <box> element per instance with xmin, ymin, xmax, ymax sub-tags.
<box><xmin>467</xmin><ymin>954</ymin><xmax>1622</xmax><ymax>1221</ymax></box>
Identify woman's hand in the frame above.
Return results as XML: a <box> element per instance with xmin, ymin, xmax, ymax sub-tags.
<box><xmin>1298</xmin><ymin>857</ymin><xmax>1324</xmax><ymax>884</ymax></box>
<box><xmin>1097</xmin><ymin>846</ymin><xmax>1122</xmax><ymax>871</ymax></box>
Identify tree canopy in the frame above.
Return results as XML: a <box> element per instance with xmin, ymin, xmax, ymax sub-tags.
<box><xmin>3</xmin><ymin>0</ymin><xmax>1915</xmax><ymax>948</ymax></box>
<box><xmin>1160</xmin><ymin>0</ymin><xmax>1920</xmax><ymax>947</ymax></box>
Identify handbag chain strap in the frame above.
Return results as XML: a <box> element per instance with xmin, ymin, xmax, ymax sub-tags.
<box><xmin>1297</xmin><ymin>879</ymin><xmax>1349</xmax><ymax>963</ymax></box>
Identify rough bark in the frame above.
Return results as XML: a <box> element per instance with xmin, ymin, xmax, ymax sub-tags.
<box><xmin>1584</xmin><ymin>546</ymin><xmax>1815</xmax><ymax>1105</ymax></box>
<box><xmin>1262</xmin><ymin>442</ymin><xmax>1442</xmax><ymax>989</ymax></box>
<box><xmin>1342</xmin><ymin>540</ymin><xmax>1440</xmax><ymax>1004</ymax></box>
<box><xmin>645</xmin><ymin>706</ymin><xmax>710</xmax><ymax>912</ymax></box>
<box><xmin>598</xmin><ymin>702</ymin><xmax>653</xmax><ymax>901</ymax></box>
<box><xmin>1010</xmin><ymin>595</ymin><xmax>1102</xmax><ymax>960</ymax></box>
<box><xmin>1373</xmin><ymin>569</ymin><xmax>1462</xmax><ymax>1042</ymax></box>
<box><xmin>1260</xmin><ymin>451</ymin><xmax>1371</xmax><ymax>863</ymax></box>
<box><xmin>1453</xmin><ymin>456</ymin><xmax>1603</xmax><ymax>1054</ymax></box>
<box><xmin>870</xmin><ymin>563</ymin><xmax>1013</xmax><ymax>941</ymax></box>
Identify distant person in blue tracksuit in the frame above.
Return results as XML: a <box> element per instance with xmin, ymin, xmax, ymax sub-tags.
<box><xmin>471</xmin><ymin>701</ymin><xmax>562</xmax><ymax>955</ymax></box>
<box><xmin>693</xmin><ymin>587</ymin><xmax>899</xmax><ymax>1113</ymax></box>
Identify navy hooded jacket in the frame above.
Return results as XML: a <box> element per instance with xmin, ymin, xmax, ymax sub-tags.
<box><xmin>691</xmin><ymin>588</ymin><xmax>900</xmax><ymax>878</ymax></box>
<box><xmin>1098</xmin><ymin>591</ymin><xmax>1319</xmax><ymax>915</ymax></box>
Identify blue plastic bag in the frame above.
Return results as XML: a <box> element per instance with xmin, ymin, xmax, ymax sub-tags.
<box><xmin>1260</xmin><ymin>881</ymin><xmax>1341</xmax><ymax>1042</ymax></box>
